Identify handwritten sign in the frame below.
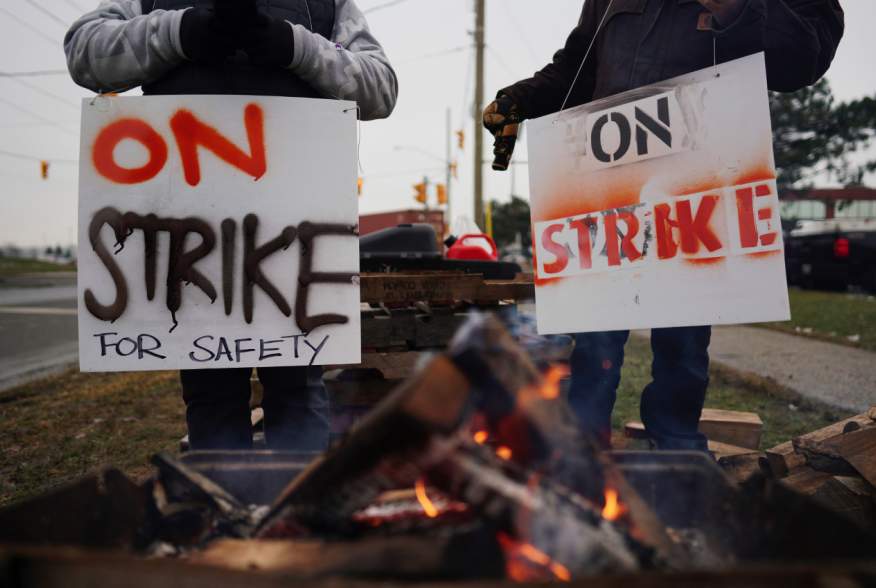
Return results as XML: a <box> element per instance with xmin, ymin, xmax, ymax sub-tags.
<box><xmin>526</xmin><ymin>54</ymin><xmax>790</xmax><ymax>335</ymax></box>
<box><xmin>78</xmin><ymin>96</ymin><xmax>361</xmax><ymax>371</ymax></box>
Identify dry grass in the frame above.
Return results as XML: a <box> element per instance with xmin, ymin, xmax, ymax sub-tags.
<box><xmin>0</xmin><ymin>370</ymin><xmax>183</xmax><ymax>507</ymax></box>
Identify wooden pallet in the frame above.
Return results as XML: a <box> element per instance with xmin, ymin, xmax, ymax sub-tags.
<box><xmin>359</xmin><ymin>272</ymin><xmax>534</xmax><ymax>306</ymax></box>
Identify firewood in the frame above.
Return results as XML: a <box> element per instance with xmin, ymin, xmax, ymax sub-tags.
<box><xmin>714</xmin><ymin>443</ymin><xmax>768</xmax><ymax>484</ymax></box>
<box><xmin>765</xmin><ymin>411</ymin><xmax>876</xmax><ymax>478</ymax></box>
<box><xmin>780</xmin><ymin>468</ymin><xmax>876</xmax><ymax>531</ymax></box>
<box><xmin>255</xmin><ymin>314</ymin><xmax>665</xmax><ymax>577</ymax></box>
<box><xmin>698</xmin><ymin>409</ymin><xmax>763</xmax><ymax>451</ymax></box>
<box><xmin>626</xmin><ymin>411</ymin><xmax>763</xmax><ymax>450</ymax></box>
<box><xmin>794</xmin><ymin>427</ymin><xmax>876</xmax><ymax>486</ymax></box>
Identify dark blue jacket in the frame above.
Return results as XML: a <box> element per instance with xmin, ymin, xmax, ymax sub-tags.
<box><xmin>502</xmin><ymin>0</ymin><xmax>844</xmax><ymax>119</ymax></box>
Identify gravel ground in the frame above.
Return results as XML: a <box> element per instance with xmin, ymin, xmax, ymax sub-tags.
<box><xmin>707</xmin><ymin>325</ymin><xmax>876</xmax><ymax>413</ymax></box>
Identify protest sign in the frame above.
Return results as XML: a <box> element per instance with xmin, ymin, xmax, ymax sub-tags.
<box><xmin>77</xmin><ymin>96</ymin><xmax>360</xmax><ymax>371</ymax></box>
<box><xmin>526</xmin><ymin>53</ymin><xmax>790</xmax><ymax>335</ymax></box>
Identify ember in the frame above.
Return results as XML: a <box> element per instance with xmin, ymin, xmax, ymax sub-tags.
<box><xmin>602</xmin><ymin>489</ymin><xmax>624</xmax><ymax>521</ymax></box>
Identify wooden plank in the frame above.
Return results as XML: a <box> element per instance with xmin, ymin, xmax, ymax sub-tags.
<box><xmin>765</xmin><ymin>411</ymin><xmax>876</xmax><ymax>478</ymax></box>
<box><xmin>780</xmin><ymin>466</ymin><xmax>834</xmax><ymax>496</ymax></box>
<box><xmin>626</xmin><ymin>410</ymin><xmax>763</xmax><ymax>450</ymax></box>
<box><xmin>698</xmin><ymin>409</ymin><xmax>763</xmax><ymax>450</ymax></box>
<box><xmin>811</xmin><ymin>477</ymin><xmax>876</xmax><ymax>531</ymax></box>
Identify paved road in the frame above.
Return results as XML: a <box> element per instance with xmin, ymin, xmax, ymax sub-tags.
<box><xmin>0</xmin><ymin>274</ymin><xmax>78</xmax><ymax>392</ymax></box>
<box><xmin>708</xmin><ymin>325</ymin><xmax>876</xmax><ymax>414</ymax></box>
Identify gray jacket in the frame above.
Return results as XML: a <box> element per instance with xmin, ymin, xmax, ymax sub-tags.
<box><xmin>64</xmin><ymin>0</ymin><xmax>398</xmax><ymax>120</ymax></box>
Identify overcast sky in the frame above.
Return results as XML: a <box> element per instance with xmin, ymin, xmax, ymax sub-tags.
<box><xmin>1</xmin><ymin>0</ymin><xmax>874</xmax><ymax>247</ymax></box>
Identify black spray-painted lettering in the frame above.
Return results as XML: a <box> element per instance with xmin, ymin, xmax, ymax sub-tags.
<box><xmin>85</xmin><ymin>208</ymin><xmax>358</xmax><ymax>335</ymax></box>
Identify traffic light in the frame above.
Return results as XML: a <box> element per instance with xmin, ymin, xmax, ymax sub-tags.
<box><xmin>357</xmin><ymin>177</ymin><xmax>363</xmax><ymax>196</ymax></box>
<box><xmin>436</xmin><ymin>183</ymin><xmax>447</xmax><ymax>205</ymax></box>
<box><xmin>456</xmin><ymin>130</ymin><xmax>465</xmax><ymax>150</ymax></box>
<box><xmin>413</xmin><ymin>181</ymin><xmax>427</xmax><ymax>204</ymax></box>
<box><xmin>40</xmin><ymin>160</ymin><xmax>49</xmax><ymax>180</ymax></box>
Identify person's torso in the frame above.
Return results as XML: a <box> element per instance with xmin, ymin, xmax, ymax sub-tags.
<box><xmin>589</xmin><ymin>0</ymin><xmax>722</xmax><ymax>100</ymax></box>
<box><xmin>142</xmin><ymin>0</ymin><xmax>335</xmax><ymax>97</ymax></box>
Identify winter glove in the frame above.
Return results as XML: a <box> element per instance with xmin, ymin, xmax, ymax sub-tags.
<box><xmin>239</xmin><ymin>11</ymin><xmax>295</xmax><ymax>68</ymax></box>
<box><xmin>696</xmin><ymin>0</ymin><xmax>746</xmax><ymax>28</ymax></box>
<box><xmin>179</xmin><ymin>7</ymin><xmax>238</xmax><ymax>64</ymax></box>
<box><xmin>483</xmin><ymin>95</ymin><xmax>523</xmax><ymax>171</ymax></box>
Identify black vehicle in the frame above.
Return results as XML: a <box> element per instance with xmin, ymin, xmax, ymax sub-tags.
<box><xmin>784</xmin><ymin>219</ymin><xmax>876</xmax><ymax>291</ymax></box>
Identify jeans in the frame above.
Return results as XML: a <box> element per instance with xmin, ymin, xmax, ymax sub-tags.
<box><xmin>568</xmin><ymin>327</ymin><xmax>711</xmax><ymax>451</ymax></box>
<box><xmin>180</xmin><ymin>366</ymin><xmax>330</xmax><ymax>451</ymax></box>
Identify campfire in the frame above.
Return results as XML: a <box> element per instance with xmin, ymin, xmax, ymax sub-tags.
<box><xmin>1</xmin><ymin>313</ymin><xmax>875</xmax><ymax>586</ymax></box>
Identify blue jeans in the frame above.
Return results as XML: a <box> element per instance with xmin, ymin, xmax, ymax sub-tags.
<box><xmin>180</xmin><ymin>366</ymin><xmax>330</xmax><ymax>451</ymax></box>
<box><xmin>568</xmin><ymin>327</ymin><xmax>711</xmax><ymax>451</ymax></box>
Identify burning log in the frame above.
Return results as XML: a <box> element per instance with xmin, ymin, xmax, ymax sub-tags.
<box><xmin>255</xmin><ymin>313</ymin><xmax>675</xmax><ymax>577</ymax></box>
<box><xmin>151</xmin><ymin>453</ymin><xmax>259</xmax><ymax>540</ymax></box>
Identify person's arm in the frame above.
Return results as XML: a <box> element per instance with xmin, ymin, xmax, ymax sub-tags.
<box><xmin>708</xmin><ymin>0</ymin><xmax>844</xmax><ymax>92</ymax></box>
<box><xmin>497</xmin><ymin>1</ymin><xmax>600</xmax><ymax>120</ymax></box>
<box><xmin>288</xmin><ymin>0</ymin><xmax>398</xmax><ymax>120</ymax></box>
<box><xmin>64</xmin><ymin>0</ymin><xmax>187</xmax><ymax>93</ymax></box>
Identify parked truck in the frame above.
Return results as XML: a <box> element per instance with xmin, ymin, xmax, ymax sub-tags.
<box><xmin>784</xmin><ymin>218</ymin><xmax>876</xmax><ymax>291</ymax></box>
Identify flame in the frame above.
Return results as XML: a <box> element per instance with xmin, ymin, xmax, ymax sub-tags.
<box><xmin>415</xmin><ymin>478</ymin><xmax>439</xmax><ymax>518</ymax></box>
<box><xmin>538</xmin><ymin>364</ymin><xmax>569</xmax><ymax>400</ymax></box>
<box><xmin>496</xmin><ymin>446</ymin><xmax>513</xmax><ymax>460</ymax></box>
<box><xmin>498</xmin><ymin>534</ymin><xmax>571</xmax><ymax>582</ymax></box>
<box><xmin>473</xmin><ymin>430</ymin><xmax>489</xmax><ymax>445</ymax></box>
<box><xmin>602</xmin><ymin>488</ymin><xmax>624</xmax><ymax>521</ymax></box>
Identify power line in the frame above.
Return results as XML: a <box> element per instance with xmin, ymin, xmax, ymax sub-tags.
<box><xmin>395</xmin><ymin>45</ymin><xmax>471</xmax><ymax>65</ymax></box>
<box><xmin>0</xmin><ymin>76</ymin><xmax>79</xmax><ymax>111</ymax></box>
<box><xmin>60</xmin><ymin>0</ymin><xmax>89</xmax><ymax>13</ymax></box>
<box><xmin>0</xmin><ymin>70</ymin><xmax>69</xmax><ymax>78</ymax></box>
<box><xmin>0</xmin><ymin>95</ymin><xmax>78</xmax><ymax>136</ymax></box>
<box><xmin>0</xmin><ymin>148</ymin><xmax>77</xmax><ymax>164</ymax></box>
<box><xmin>363</xmin><ymin>0</ymin><xmax>414</xmax><ymax>15</ymax></box>
<box><xmin>22</xmin><ymin>0</ymin><xmax>70</xmax><ymax>28</ymax></box>
<box><xmin>0</xmin><ymin>6</ymin><xmax>58</xmax><ymax>45</ymax></box>
<box><xmin>487</xmin><ymin>45</ymin><xmax>517</xmax><ymax>79</ymax></box>
<box><xmin>501</xmin><ymin>4</ymin><xmax>542</xmax><ymax>68</ymax></box>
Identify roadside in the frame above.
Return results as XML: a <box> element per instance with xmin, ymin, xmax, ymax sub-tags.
<box><xmin>763</xmin><ymin>288</ymin><xmax>876</xmax><ymax>351</ymax></box>
<box><xmin>0</xmin><ymin>273</ymin><xmax>78</xmax><ymax>392</ymax></box>
<box><xmin>707</xmin><ymin>325</ymin><xmax>875</xmax><ymax>414</ymax></box>
<box><xmin>0</xmin><ymin>258</ymin><xmax>75</xmax><ymax>279</ymax></box>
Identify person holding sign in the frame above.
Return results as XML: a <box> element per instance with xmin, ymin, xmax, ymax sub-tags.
<box><xmin>484</xmin><ymin>0</ymin><xmax>843</xmax><ymax>450</ymax></box>
<box><xmin>65</xmin><ymin>0</ymin><xmax>397</xmax><ymax>450</ymax></box>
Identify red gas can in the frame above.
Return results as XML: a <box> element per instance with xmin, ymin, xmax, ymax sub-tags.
<box><xmin>446</xmin><ymin>234</ymin><xmax>499</xmax><ymax>261</ymax></box>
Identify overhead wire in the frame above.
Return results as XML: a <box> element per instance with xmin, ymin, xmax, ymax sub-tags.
<box><xmin>0</xmin><ymin>6</ymin><xmax>59</xmax><ymax>45</ymax></box>
<box><xmin>395</xmin><ymin>45</ymin><xmax>472</xmax><ymax>66</ymax></box>
<box><xmin>500</xmin><ymin>3</ymin><xmax>542</xmax><ymax>68</ymax></box>
<box><xmin>22</xmin><ymin>0</ymin><xmax>71</xmax><ymax>28</ymax></box>
<box><xmin>60</xmin><ymin>0</ymin><xmax>89</xmax><ymax>13</ymax></box>
<box><xmin>363</xmin><ymin>0</ymin><xmax>414</xmax><ymax>15</ymax></box>
<box><xmin>0</xmin><ymin>95</ymin><xmax>78</xmax><ymax>136</ymax></box>
<box><xmin>0</xmin><ymin>148</ymin><xmax>77</xmax><ymax>164</ymax></box>
<box><xmin>0</xmin><ymin>76</ymin><xmax>80</xmax><ymax>111</ymax></box>
<box><xmin>0</xmin><ymin>70</ymin><xmax>69</xmax><ymax>78</ymax></box>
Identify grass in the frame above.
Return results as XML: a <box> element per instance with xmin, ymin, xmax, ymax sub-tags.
<box><xmin>761</xmin><ymin>288</ymin><xmax>876</xmax><ymax>352</ymax></box>
<box><xmin>612</xmin><ymin>335</ymin><xmax>847</xmax><ymax>450</ymax></box>
<box><xmin>0</xmin><ymin>370</ymin><xmax>183</xmax><ymax>508</ymax></box>
<box><xmin>0</xmin><ymin>336</ymin><xmax>849</xmax><ymax>508</ymax></box>
<box><xmin>0</xmin><ymin>256</ymin><xmax>76</xmax><ymax>278</ymax></box>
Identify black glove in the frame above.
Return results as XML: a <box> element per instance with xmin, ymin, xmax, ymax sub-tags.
<box><xmin>239</xmin><ymin>11</ymin><xmax>295</xmax><ymax>68</ymax></box>
<box><xmin>179</xmin><ymin>7</ymin><xmax>238</xmax><ymax>65</ymax></box>
<box><xmin>696</xmin><ymin>0</ymin><xmax>746</xmax><ymax>28</ymax></box>
<box><xmin>484</xmin><ymin>95</ymin><xmax>523</xmax><ymax>171</ymax></box>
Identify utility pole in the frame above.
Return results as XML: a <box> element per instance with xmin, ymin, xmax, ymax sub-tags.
<box><xmin>445</xmin><ymin>107</ymin><xmax>453</xmax><ymax>236</ymax></box>
<box><xmin>473</xmin><ymin>0</ymin><xmax>486</xmax><ymax>231</ymax></box>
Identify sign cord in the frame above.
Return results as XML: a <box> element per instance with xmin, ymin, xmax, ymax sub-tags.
<box><xmin>559</xmin><ymin>0</ymin><xmax>616</xmax><ymax>114</ymax></box>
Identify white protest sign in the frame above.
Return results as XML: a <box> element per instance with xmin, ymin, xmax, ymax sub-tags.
<box><xmin>527</xmin><ymin>53</ymin><xmax>790</xmax><ymax>335</ymax></box>
<box><xmin>77</xmin><ymin>96</ymin><xmax>361</xmax><ymax>371</ymax></box>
